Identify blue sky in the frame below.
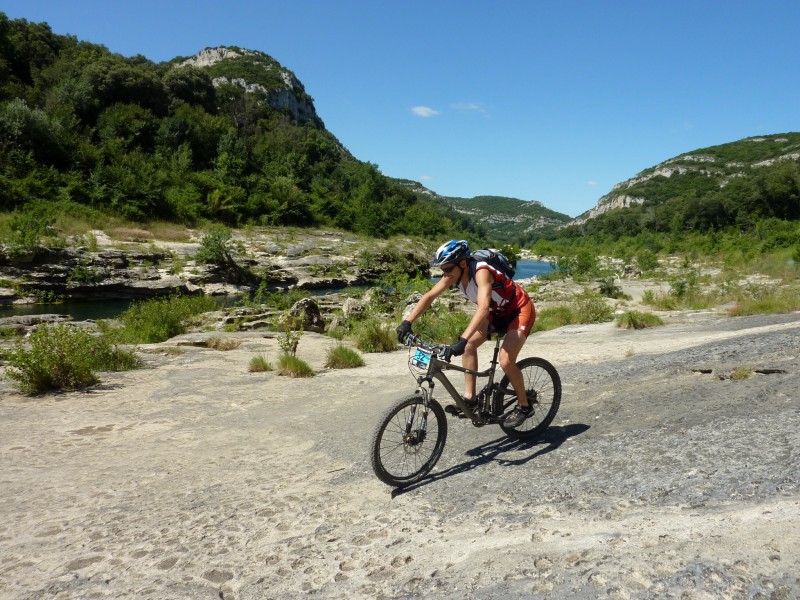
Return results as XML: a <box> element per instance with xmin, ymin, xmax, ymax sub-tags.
<box><xmin>3</xmin><ymin>1</ymin><xmax>800</xmax><ymax>217</ymax></box>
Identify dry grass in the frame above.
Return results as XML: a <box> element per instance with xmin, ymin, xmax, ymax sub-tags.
<box><xmin>206</xmin><ymin>336</ymin><xmax>242</xmax><ymax>351</ymax></box>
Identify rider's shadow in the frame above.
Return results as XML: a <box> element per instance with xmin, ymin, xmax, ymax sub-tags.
<box><xmin>391</xmin><ymin>423</ymin><xmax>590</xmax><ymax>497</ymax></box>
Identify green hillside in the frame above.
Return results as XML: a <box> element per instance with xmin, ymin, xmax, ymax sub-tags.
<box><xmin>539</xmin><ymin>133</ymin><xmax>800</xmax><ymax>264</ymax></box>
<box><xmin>395</xmin><ymin>180</ymin><xmax>571</xmax><ymax>245</ymax></box>
<box><xmin>572</xmin><ymin>133</ymin><xmax>800</xmax><ymax>234</ymax></box>
<box><xmin>0</xmin><ymin>14</ymin><xmax>476</xmax><ymax>242</ymax></box>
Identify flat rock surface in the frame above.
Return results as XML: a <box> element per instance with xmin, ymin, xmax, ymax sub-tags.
<box><xmin>1</xmin><ymin>310</ymin><xmax>799</xmax><ymax>599</ymax></box>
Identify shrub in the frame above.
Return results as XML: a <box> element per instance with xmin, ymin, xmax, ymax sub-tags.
<box><xmin>616</xmin><ymin>311</ymin><xmax>665</xmax><ymax>330</ymax></box>
<box><xmin>276</xmin><ymin>313</ymin><xmax>303</xmax><ymax>356</ymax></box>
<box><xmin>574</xmin><ymin>249</ymin><xmax>599</xmax><ymax>276</ymax></box>
<box><xmin>245</xmin><ymin>283</ymin><xmax>309</xmax><ymax>310</ymax></box>
<box><xmin>597</xmin><ymin>277</ymin><xmax>628</xmax><ymax>299</ymax></box>
<box><xmin>532</xmin><ymin>294</ymin><xmax>614</xmax><ymax>333</ymax></box>
<box><xmin>249</xmin><ymin>353</ymin><xmax>273</xmax><ymax>372</ymax></box>
<box><xmin>728</xmin><ymin>286</ymin><xmax>800</xmax><ymax>316</ymax></box>
<box><xmin>276</xmin><ymin>353</ymin><xmax>314</xmax><ymax>377</ymax></box>
<box><xmin>412</xmin><ymin>307</ymin><xmax>471</xmax><ymax>344</ymax></box>
<box><xmin>533</xmin><ymin>305</ymin><xmax>576</xmax><ymax>332</ymax></box>
<box><xmin>539</xmin><ymin>258</ymin><xmax>571</xmax><ymax>281</ymax></box>
<box><xmin>195</xmin><ymin>225</ymin><xmax>234</xmax><ymax>266</ymax></box>
<box><xmin>108</xmin><ymin>293</ymin><xmax>217</xmax><ymax>343</ymax></box>
<box><xmin>325</xmin><ymin>344</ymin><xmax>365</xmax><ymax>369</ymax></box>
<box><xmin>352</xmin><ymin>318</ymin><xmax>397</xmax><ymax>353</ymax></box>
<box><xmin>668</xmin><ymin>268</ymin><xmax>700</xmax><ymax>299</ymax></box>
<box><xmin>4</xmin><ymin>324</ymin><xmax>141</xmax><ymax>393</ymax></box>
<box><xmin>574</xmin><ymin>293</ymin><xmax>614</xmax><ymax>323</ymax></box>
<box><xmin>0</xmin><ymin>326</ymin><xmax>21</xmax><ymax>339</ymax></box>
<box><xmin>637</xmin><ymin>250</ymin><xmax>659</xmax><ymax>272</ymax></box>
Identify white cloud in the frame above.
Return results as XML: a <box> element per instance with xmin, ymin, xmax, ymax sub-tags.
<box><xmin>411</xmin><ymin>106</ymin><xmax>440</xmax><ymax>117</ymax></box>
<box><xmin>587</xmin><ymin>180</ymin><xmax>598</xmax><ymax>186</ymax></box>
<box><xmin>419</xmin><ymin>175</ymin><xmax>433</xmax><ymax>182</ymax></box>
<box><xmin>451</xmin><ymin>102</ymin><xmax>488</xmax><ymax>115</ymax></box>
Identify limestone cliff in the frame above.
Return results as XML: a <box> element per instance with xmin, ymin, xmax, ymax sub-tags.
<box><xmin>177</xmin><ymin>46</ymin><xmax>324</xmax><ymax>128</ymax></box>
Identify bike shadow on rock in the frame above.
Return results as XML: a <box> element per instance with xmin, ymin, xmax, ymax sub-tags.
<box><xmin>391</xmin><ymin>423</ymin><xmax>590</xmax><ymax>498</ymax></box>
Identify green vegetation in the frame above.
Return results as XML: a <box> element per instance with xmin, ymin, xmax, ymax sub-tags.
<box><xmin>248</xmin><ymin>353</ymin><xmax>273</xmax><ymax>372</ymax></box>
<box><xmin>728</xmin><ymin>286</ymin><xmax>800</xmax><ymax>316</ymax></box>
<box><xmin>276</xmin><ymin>354</ymin><xmax>314</xmax><ymax>377</ymax></box>
<box><xmin>4</xmin><ymin>323</ymin><xmax>140</xmax><ymax>393</ymax></box>
<box><xmin>729</xmin><ymin>367</ymin><xmax>752</xmax><ymax>381</ymax></box>
<box><xmin>103</xmin><ymin>293</ymin><xmax>217</xmax><ymax>343</ymax></box>
<box><xmin>411</xmin><ymin>304</ymin><xmax>472</xmax><ymax>345</ymax></box>
<box><xmin>352</xmin><ymin>318</ymin><xmax>397</xmax><ymax>353</ymax></box>
<box><xmin>0</xmin><ymin>325</ymin><xmax>21</xmax><ymax>339</ymax></box>
<box><xmin>276</xmin><ymin>314</ymin><xmax>303</xmax><ymax>356</ymax></box>
<box><xmin>532</xmin><ymin>292</ymin><xmax>615</xmax><ymax>333</ymax></box>
<box><xmin>598</xmin><ymin>276</ymin><xmax>630</xmax><ymax>300</ymax></box>
<box><xmin>534</xmin><ymin>138</ymin><xmax>800</xmax><ymax>268</ymax></box>
<box><xmin>324</xmin><ymin>344</ymin><xmax>365</xmax><ymax>369</ymax></box>
<box><xmin>438</xmin><ymin>194</ymin><xmax>572</xmax><ymax>245</ymax></box>
<box><xmin>616</xmin><ymin>311</ymin><xmax>665</xmax><ymax>330</ymax></box>
<box><xmin>241</xmin><ymin>282</ymin><xmax>309</xmax><ymax>311</ymax></box>
<box><xmin>0</xmin><ymin>14</ymin><xmax>472</xmax><ymax>243</ymax></box>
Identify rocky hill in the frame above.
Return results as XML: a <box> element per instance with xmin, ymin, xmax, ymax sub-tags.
<box><xmin>174</xmin><ymin>46</ymin><xmax>324</xmax><ymax>129</ymax></box>
<box><xmin>571</xmin><ymin>132</ymin><xmax>800</xmax><ymax>226</ymax></box>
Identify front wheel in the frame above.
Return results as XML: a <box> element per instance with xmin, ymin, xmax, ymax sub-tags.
<box><xmin>369</xmin><ymin>393</ymin><xmax>447</xmax><ymax>487</ymax></box>
<box><xmin>499</xmin><ymin>357</ymin><xmax>562</xmax><ymax>440</ymax></box>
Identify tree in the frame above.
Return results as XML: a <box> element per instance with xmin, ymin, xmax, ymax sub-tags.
<box><xmin>162</xmin><ymin>65</ymin><xmax>216</xmax><ymax>113</ymax></box>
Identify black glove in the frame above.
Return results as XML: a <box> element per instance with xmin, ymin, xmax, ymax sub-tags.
<box><xmin>396</xmin><ymin>320</ymin><xmax>412</xmax><ymax>343</ymax></box>
<box><xmin>443</xmin><ymin>337</ymin><xmax>468</xmax><ymax>362</ymax></box>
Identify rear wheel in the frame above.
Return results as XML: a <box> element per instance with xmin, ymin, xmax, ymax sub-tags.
<box><xmin>499</xmin><ymin>357</ymin><xmax>561</xmax><ymax>440</ymax></box>
<box><xmin>369</xmin><ymin>393</ymin><xmax>447</xmax><ymax>487</ymax></box>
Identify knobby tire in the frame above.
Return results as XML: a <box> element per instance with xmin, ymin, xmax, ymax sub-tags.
<box><xmin>369</xmin><ymin>393</ymin><xmax>447</xmax><ymax>488</ymax></box>
<box><xmin>499</xmin><ymin>357</ymin><xmax>562</xmax><ymax>440</ymax></box>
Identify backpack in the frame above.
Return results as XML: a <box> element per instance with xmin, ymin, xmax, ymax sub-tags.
<box><xmin>470</xmin><ymin>249</ymin><xmax>516</xmax><ymax>281</ymax></box>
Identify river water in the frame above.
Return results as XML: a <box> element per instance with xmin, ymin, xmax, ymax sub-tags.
<box><xmin>0</xmin><ymin>260</ymin><xmax>553</xmax><ymax>321</ymax></box>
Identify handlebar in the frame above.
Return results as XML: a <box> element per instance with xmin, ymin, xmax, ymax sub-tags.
<box><xmin>403</xmin><ymin>333</ymin><xmax>446</xmax><ymax>358</ymax></box>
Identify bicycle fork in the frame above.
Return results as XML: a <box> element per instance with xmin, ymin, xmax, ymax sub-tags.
<box><xmin>405</xmin><ymin>387</ymin><xmax>432</xmax><ymax>445</ymax></box>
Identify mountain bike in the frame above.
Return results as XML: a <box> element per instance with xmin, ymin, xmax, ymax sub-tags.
<box><xmin>369</xmin><ymin>332</ymin><xmax>562</xmax><ymax>487</ymax></box>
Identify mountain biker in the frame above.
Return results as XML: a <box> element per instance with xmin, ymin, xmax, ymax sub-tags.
<box><xmin>396</xmin><ymin>240</ymin><xmax>536</xmax><ymax>427</ymax></box>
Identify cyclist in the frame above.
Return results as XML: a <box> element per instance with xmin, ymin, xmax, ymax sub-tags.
<box><xmin>396</xmin><ymin>240</ymin><xmax>536</xmax><ymax>427</ymax></box>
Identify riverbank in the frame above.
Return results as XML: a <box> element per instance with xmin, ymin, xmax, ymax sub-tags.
<box><xmin>0</xmin><ymin>227</ymin><xmax>432</xmax><ymax>309</ymax></box>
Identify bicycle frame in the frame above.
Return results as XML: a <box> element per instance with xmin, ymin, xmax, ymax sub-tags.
<box><xmin>412</xmin><ymin>335</ymin><xmax>509</xmax><ymax>426</ymax></box>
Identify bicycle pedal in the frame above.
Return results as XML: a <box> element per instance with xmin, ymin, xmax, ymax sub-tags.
<box><xmin>444</xmin><ymin>404</ymin><xmax>462</xmax><ymax>416</ymax></box>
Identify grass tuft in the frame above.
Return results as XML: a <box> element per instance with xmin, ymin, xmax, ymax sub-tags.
<box><xmin>728</xmin><ymin>287</ymin><xmax>800</xmax><ymax>316</ymax></box>
<box><xmin>206</xmin><ymin>336</ymin><xmax>241</xmax><ymax>351</ymax></box>
<box><xmin>616</xmin><ymin>311</ymin><xmax>665</xmax><ymax>330</ymax></box>
<box><xmin>729</xmin><ymin>367</ymin><xmax>752</xmax><ymax>381</ymax></box>
<box><xmin>249</xmin><ymin>353</ymin><xmax>273</xmax><ymax>372</ymax></box>
<box><xmin>352</xmin><ymin>319</ymin><xmax>397</xmax><ymax>353</ymax></box>
<box><xmin>276</xmin><ymin>353</ymin><xmax>315</xmax><ymax>377</ymax></box>
<box><xmin>325</xmin><ymin>344</ymin><xmax>365</xmax><ymax>369</ymax></box>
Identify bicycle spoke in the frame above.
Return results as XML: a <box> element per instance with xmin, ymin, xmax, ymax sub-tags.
<box><xmin>370</xmin><ymin>395</ymin><xmax>447</xmax><ymax>487</ymax></box>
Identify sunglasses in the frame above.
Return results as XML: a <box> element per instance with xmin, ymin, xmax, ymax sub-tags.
<box><xmin>441</xmin><ymin>264</ymin><xmax>459</xmax><ymax>274</ymax></box>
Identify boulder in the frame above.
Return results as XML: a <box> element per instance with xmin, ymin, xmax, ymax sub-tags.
<box><xmin>342</xmin><ymin>297</ymin><xmax>366</xmax><ymax>319</ymax></box>
<box><xmin>288</xmin><ymin>297</ymin><xmax>325</xmax><ymax>333</ymax></box>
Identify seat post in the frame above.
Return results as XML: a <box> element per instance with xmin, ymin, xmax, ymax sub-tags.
<box><xmin>489</xmin><ymin>335</ymin><xmax>502</xmax><ymax>369</ymax></box>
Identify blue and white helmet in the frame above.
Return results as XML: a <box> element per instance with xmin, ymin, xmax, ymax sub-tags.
<box><xmin>432</xmin><ymin>240</ymin><xmax>470</xmax><ymax>267</ymax></box>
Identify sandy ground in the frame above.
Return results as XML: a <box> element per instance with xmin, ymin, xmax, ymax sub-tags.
<box><xmin>1</xmin><ymin>304</ymin><xmax>799</xmax><ymax>599</ymax></box>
